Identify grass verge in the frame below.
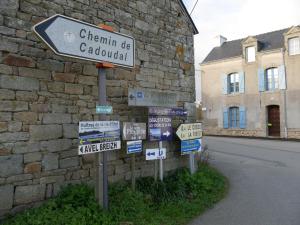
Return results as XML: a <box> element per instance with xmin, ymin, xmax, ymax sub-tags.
<box><xmin>4</xmin><ymin>164</ymin><xmax>228</xmax><ymax>225</ymax></box>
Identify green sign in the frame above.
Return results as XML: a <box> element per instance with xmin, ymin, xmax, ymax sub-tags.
<box><xmin>96</xmin><ymin>105</ymin><xmax>113</xmax><ymax>114</ymax></box>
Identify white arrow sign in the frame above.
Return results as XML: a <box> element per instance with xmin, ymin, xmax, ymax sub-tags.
<box><xmin>33</xmin><ymin>14</ymin><xmax>135</xmax><ymax>68</ymax></box>
<box><xmin>176</xmin><ymin>123</ymin><xmax>202</xmax><ymax>140</ymax></box>
<box><xmin>146</xmin><ymin>148</ymin><xmax>166</xmax><ymax>160</ymax></box>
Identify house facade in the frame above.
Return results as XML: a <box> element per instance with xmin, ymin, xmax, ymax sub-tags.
<box><xmin>201</xmin><ymin>26</ymin><xmax>300</xmax><ymax>139</ymax></box>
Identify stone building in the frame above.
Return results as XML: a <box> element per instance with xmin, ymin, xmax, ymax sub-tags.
<box><xmin>201</xmin><ymin>26</ymin><xmax>300</xmax><ymax>139</ymax></box>
<box><xmin>0</xmin><ymin>0</ymin><xmax>198</xmax><ymax>216</ymax></box>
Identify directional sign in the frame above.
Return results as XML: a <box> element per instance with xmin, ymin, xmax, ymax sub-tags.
<box><xmin>96</xmin><ymin>105</ymin><xmax>113</xmax><ymax>114</ymax></box>
<box><xmin>127</xmin><ymin>140</ymin><xmax>142</xmax><ymax>154</ymax></box>
<box><xmin>148</xmin><ymin>116</ymin><xmax>173</xmax><ymax>141</ymax></box>
<box><xmin>33</xmin><ymin>14</ymin><xmax>135</xmax><ymax>68</ymax></box>
<box><xmin>79</xmin><ymin>121</ymin><xmax>120</xmax><ymax>145</ymax></box>
<box><xmin>79</xmin><ymin>141</ymin><xmax>121</xmax><ymax>155</ymax></box>
<box><xmin>176</xmin><ymin>123</ymin><xmax>202</xmax><ymax>141</ymax></box>
<box><xmin>181</xmin><ymin>139</ymin><xmax>202</xmax><ymax>155</ymax></box>
<box><xmin>146</xmin><ymin>148</ymin><xmax>166</xmax><ymax>160</ymax></box>
<box><xmin>122</xmin><ymin>122</ymin><xmax>146</xmax><ymax>141</ymax></box>
<box><xmin>148</xmin><ymin>107</ymin><xmax>187</xmax><ymax>117</ymax></box>
<box><xmin>128</xmin><ymin>88</ymin><xmax>177</xmax><ymax>107</ymax></box>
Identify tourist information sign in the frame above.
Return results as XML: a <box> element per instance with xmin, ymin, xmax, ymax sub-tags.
<box><xmin>78</xmin><ymin>121</ymin><xmax>121</xmax><ymax>155</ymax></box>
<box><xmin>176</xmin><ymin>123</ymin><xmax>202</xmax><ymax>141</ymax></box>
<box><xmin>128</xmin><ymin>88</ymin><xmax>177</xmax><ymax>107</ymax></box>
<box><xmin>33</xmin><ymin>14</ymin><xmax>135</xmax><ymax>68</ymax></box>
<box><xmin>127</xmin><ymin>140</ymin><xmax>143</xmax><ymax>154</ymax></box>
<box><xmin>148</xmin><ymin>107</ymin><xmax>187</xmax><ymax>117</ymax></box>
<box><xmin>181</xmin><ymin>139</ymin><xmax>202</xmax><ymax>155</ymax></box>
<box><xmin>148</xmin><ymin>116</ymin><xmax>173</xmax><ymax>141</ymax></box>
<box><xmin>146</xmin><ymin>148</ymin><xmax>166</xmax><ymax>160</ymax></box>
<box><xmin>96</xmin><ymin>105</ymin><xmax>113</xmax><ymax>114</ymax></box>
<box><xmin>122</xmin><ymin>122</ymin><xmax>147</xmax><ymax>141</ymax></box>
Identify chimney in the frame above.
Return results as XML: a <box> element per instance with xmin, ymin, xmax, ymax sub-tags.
<box><xmin>214</xmin><ymin>35</ymin><xmax>227</xmax><ymax>47</ymax></box>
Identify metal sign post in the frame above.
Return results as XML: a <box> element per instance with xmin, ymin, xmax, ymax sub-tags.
<box><xmin>159</xmin><ymin>141</ymin><xmax>164</xmax><ymax>181</ymax></box>
<box><xmin>96</xmin><ymin>66</ymin><xmax>108</xmax><ymax>208</ymax></box>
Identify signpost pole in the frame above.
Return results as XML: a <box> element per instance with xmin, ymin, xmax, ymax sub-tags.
<box><xmin>159</xmin><ymin>141</ymin><xmax>163</xmax><ymax>181</ymax></box>
<box><xmin>97</xmin><ymin>66</ymin><xmax>109</xmax><ymax>209</ymax></box>
<box><xmin>130</xmin><ymin>119</ymin><xmax>136</xmax><ymax>191</ymax></box>
<box><xmin>154</xmin><ymin>161</ymin><xmax>158</xmax><ymax>181</ymax></box>
<box><xmin>189</xmin><ymin>153</ymin><xmax>195</xmax><ymax>174</ymax></box>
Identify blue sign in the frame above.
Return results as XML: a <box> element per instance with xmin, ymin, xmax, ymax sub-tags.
<box><xmin>96</xmin><ymin>105</ymin><xmax>113</xmax><ymax>114</ymax></box>
<box><xmin>127</xmin><ymin>140</ymin><xmax>142</xmax><ymax>154</ymax></box>
<box><xmin>149</xmin><ymin>107</ymin><xmax>187</xmax><ymax>117</ymax></box>
<box><xmin>148</xmin><ymin>116</ymin><xmax>173</xmax><ymax>141</ymax></box>
<box><xmin>181</xmin><ymin>138</ymin><xmax>202</xmax><ymax>155</ymax></box>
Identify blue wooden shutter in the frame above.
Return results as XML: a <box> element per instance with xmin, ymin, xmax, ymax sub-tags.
<box><xmin>258</xmin><ymin>68</ymin><xmax>265</xmax><ymax>92</ymax></box>
<box><xmin>239</xmin><ymin>71</ymin><xmax>245</xmax><ymax>93</ymax></box>
<box><xmin>223</xmin><ymin>107</ymin><xmax>229</xmax><ymax>129</ymax></box>
<box><xmin>239</xmin><ymin>106</ymin><xmax>246</xmax><ymax>129</ymax></box>
<box><xmin>279</xmin><ymin>65</ymin><xmax>286</xmax><ymax>89</ymax></box>
<box><xmin>222</xmin><ymin>74</ymin><xmax>228</xmax><ymax>95</ymax></box>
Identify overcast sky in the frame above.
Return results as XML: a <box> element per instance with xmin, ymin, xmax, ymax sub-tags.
<box><xmin>182</xmin><ymin>0</ymin><xmax>300</xmax><ymax>70</ymax></box>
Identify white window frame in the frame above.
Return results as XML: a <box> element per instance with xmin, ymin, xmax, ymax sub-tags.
<box><xmin>288</xmin><ymin>37</ymin><xmax>300</xmax><ymax>55</ymax></box>
<box><xmin>246</xmin><ymin>46</ymin><xmax>255</xmax><ymax>62</ymax></box>
<box><xmin>265</xmin><ymin>67</ymin><xmax>279</xmax><ymax>91</ymax></box>
<box><xmin>228</xmin><ymin>73</ymin><xmax>239</xmax><ymax>94</ymax></box>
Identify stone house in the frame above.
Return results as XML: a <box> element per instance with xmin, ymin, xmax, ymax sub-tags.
<box><xmin>0</xmin><ymin>0</ymin><xmax>198</xmax><ymax>217</ymax></box>
<box><xmin>201</xmin><ymin>26</ymin><xmax>300</xmax><ymax>139</ymax></box>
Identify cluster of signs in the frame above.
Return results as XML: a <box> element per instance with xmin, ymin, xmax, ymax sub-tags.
<box><xmin>78</xmin><ymin>107</ymin><xmax>202</xmax><ymax>158</ymax></box>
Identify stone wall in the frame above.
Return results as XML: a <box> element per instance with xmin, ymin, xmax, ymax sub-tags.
<box><xmin>0</xmin><ymin>0</ymin><xmax>196</xmax><ymax>217</ymax></box>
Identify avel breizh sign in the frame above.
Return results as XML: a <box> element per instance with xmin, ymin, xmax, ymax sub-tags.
<box><xmin>33</xmin><ymin>14</ymin><xmax>135</xmax><ymax>68</ymax></box>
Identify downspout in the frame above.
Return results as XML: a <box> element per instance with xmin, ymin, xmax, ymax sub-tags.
<box><xmin>281</xmin><ymin>48</ymin><xmax>288</xmax><ymax>139</ymax></box>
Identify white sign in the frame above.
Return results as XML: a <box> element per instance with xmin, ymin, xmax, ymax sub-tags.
<box><xmin>79</xmin><ymin>121</ymin><xmax>119</xmax><ymax>133</ymax></box>
<box><xmin>78</xmin><ymin>141</ymin><xmax>121</xmax><ymax>155</ymax></box>
<box><xmin>33</xmin><ymin>14</ymin><xmax>135</xmax><ymax>68</ymax></box>
<box><xmin>146</xmin><ymin>148</ymin><xmax>166</xmax><ymax>160</ymax></box>
<box><xmin>176</xmin><ymin>123</ymin><xmax>202</xmax><ymax>141</ymax></box>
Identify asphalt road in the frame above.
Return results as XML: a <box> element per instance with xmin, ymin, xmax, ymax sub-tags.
<box><xmin>189</xmin><ymin>136</ymin><xmax>300</xmax><ymax>225</ymax></box>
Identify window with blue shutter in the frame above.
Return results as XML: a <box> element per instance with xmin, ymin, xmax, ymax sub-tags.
<box><xmin>278</xmin><ymin>65</ymin><xmax>286</xmax><ymax>89</ymax></box>
<box><xmin>239</xmin><ymin>106</ymin><xmax>246</xmax><ymax>129</ymax></box>
<box><xmin>223</xmin><ymin>108</ymin><xmax>229</xmax><ymax>129</ymax></box>
<box><xmin>222</xmin><ymin>74</ymin><xmax>228</xmax><ymax>94</ymax></box>
<box><xmin>258</xmin><ymin>68</ymin><xmax>265</xmax><ymax>92</ymax></box>
<box><xmin>239</xmin><ymin>71</ymin><xmax>245</xmax><ymax>93</ymax></box>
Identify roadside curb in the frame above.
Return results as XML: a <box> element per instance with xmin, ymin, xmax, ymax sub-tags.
<box><xmin>204</xmin><ymin>134</ymin><xmax>300</xmax><ymax>142</ymax></box>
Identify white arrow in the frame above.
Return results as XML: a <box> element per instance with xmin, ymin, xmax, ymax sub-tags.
<box><xmin>33</xmin><ymin>14</ymin><xmax>135</xmax><ymax>68</ymax></box>
<box><xmin>163</xmin><ymin>130</ymin><xmax>170</xmax><ymax>137</ymax></box>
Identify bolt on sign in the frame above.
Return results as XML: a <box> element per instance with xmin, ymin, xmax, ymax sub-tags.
<box><xmin>128</xmin><ymin>88</ymin><xmax>177</xmax><ymax>107</ymax></box>
<box><xmin>181</xmin><ymin>139</ymin><xmax>202</xmax><ymax>155</ymax></box>
<box><xmin>176</xmin><ymin>123</ymin><xmax>202</xmax><ymax>141</ymax></box>
<box><xmin>78</xmin><ymin>121</ymin><xmax>121</xmax><ymax>155</ymax></box>
<box><xmin>148</xmin><ymin>107</ymin><xmax>187</xmax><ymax>117</ymax></box>
<box><xmin>145</xmin><ymin>148</ymin><xmax>166</xmax><ymax>160</ymax></box>
<box><xmin>122</xmin><ymin>122</ymin><xmax>147</xmax><ymax>141</ymax></box>
<box><xmin>33</xmin><ymin>14</ymin><xmax>135</xmax><ymax>68</ymax></box>
<box><xmin>148</xmin><ymin>116</ymin><xmax>173</xmax><ymax>141</ymax></box>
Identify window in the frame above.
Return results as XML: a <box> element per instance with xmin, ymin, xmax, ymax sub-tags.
<box><xmin>288</xmin><ymin>37</ymin><xmax>300</xmax><ymax>55</ymax></box>
<box><xmin>228</xmin><ymin>73</ymin><xmax>239</xmax><ymax>93</ymax></box>
<box><xmin>229</xmin><ymin>107</ymin><xmax>239</xmax><ymax>128</ymax></box>
<box><xmin>265</xmin><ymin>68</ymin><xmax>279</xmax><ymax>91</ymax></box>
<box><xmin>246</xmin><ymin>46</ymin><xmax>255</xmax><ymax>62</ymax></box>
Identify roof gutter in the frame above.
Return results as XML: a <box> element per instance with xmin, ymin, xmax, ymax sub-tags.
<box><xmin>178</xmin><ymin>0</ymin><xmax>199</xmax><ymax>34</ymax></box>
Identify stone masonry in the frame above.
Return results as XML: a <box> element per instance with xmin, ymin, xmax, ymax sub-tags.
<box><xmin>0</xmin><ymin>0</ymin><xmax>197</xmax><ymax>217</ymax></box>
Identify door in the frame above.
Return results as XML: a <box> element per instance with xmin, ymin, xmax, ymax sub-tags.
<box><xmin>267</xmin><ymin>105</ymin><xmax>280</xmax><ymax>137</ymax></box>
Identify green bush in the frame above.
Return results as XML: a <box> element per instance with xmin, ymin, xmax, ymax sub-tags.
<box><xmin>4</xmin><ymin>165</ymin><xmax>228</xmax><ymax>225</ymax></box>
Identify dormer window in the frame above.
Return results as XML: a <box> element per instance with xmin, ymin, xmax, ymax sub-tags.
<box><xmin>246</xmin><ymin>46</ymin><xmax>255</xmax><ymax>62</ymax></box>
<box><xmin>288</xmin><ymin>37</ymin><xmax>300</xmax><ymax>55</ymax></box>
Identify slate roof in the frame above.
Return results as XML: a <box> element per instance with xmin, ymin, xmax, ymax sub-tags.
<box><xmin>178</xmin><ymin>0</ymin><xmax>199</xmax><ymax>34</ymax></box>
<box><xmin>202</xmin><ymin>28</ymin><xmax>290</xmax><ymax>64</ymax></box>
